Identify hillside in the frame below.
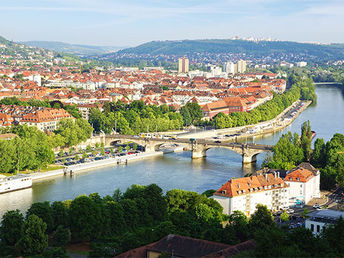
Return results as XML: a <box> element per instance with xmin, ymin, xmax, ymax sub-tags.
<box><xmin>23</xmin><ymin>41</ymin><xmax>125</xmax><ymax>56</ymax></box>
<box><xmin>108</xmin><ymin>39</ymin><xmax>344</xmax><ymax>62</ymax></box>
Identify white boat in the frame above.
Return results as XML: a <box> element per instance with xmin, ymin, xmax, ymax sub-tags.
<box><xmin>0</xmin><ymin>174</ymin><xmax>32</xmax><ymax>194</ymax></box>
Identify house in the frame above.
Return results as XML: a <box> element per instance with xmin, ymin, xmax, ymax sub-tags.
<box><xmin>116</xmin><ymin>234</ymin><xmax>256</xmax><ymax>258</ymax></box>
<box><xmin>284</xmin><ymin>163</ymin><xmax>321</xmax><ymax>206</ymax></box>
<box><xmin>212</xmin><ymin>173</ymin><xmax>289</xmax><ymax>217</ymax></box>
<box><xmin>305</xmin><ymin>209</ymin><xmax>344</xmax><ymax>235</ymax></box>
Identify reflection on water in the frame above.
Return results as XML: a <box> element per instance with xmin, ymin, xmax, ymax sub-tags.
<box><xmin>0</xmin><ymin>85</ymin><xmax>343</xmax><ymax>217</ymax></box>
<box><xmin>0</xmin><ymin>188</ymin><xmax>33</xmax><ymax>217</ymax></box>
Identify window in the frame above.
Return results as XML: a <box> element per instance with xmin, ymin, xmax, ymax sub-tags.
<box><xmin>317</xmin><ymin>225</ymin><xmax>320</xmax><ymax>233</ymax></box>
<box><xmin>311</xmin><ymin>224</ymin><xmax>314</xmax><ymax>232</ymax></box>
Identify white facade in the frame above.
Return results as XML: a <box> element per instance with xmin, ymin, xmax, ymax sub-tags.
<box><xmin>213</xmin><ymin>187</ymin><xmax>289</xmax><ymax>217</ymax></box>
<box><xmin>296</xmin><ymin>61</ymin><xmax>307</xmax><ymax>67</ymax></box>
<box><xmin>285</xmin><ymin>166</ymin><xmax>321</xmax><ymax>206</ymax></box>
<box><xmin>305</xmin><ymin>210</ymin><xmax>344</xmax><ymax>235</ymax></box>
<box><xmin>223</xmin><ymin>62</ymin><xmax>236</xmax><ymax>74</ymax></box>
<box><xmin>287</xmin><ymin>175</ymin><xmax>320</xmax><ymax>205</ymax></box>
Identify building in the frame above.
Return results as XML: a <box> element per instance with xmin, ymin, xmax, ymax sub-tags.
<box><xmin>0</xmin><ymin>104</ymin><xmax>74</xmax><ymax>131</ymax></box>
<box><xmin>284</xmin><ymin>163</ymin><xmax>321</xmax><ymax>206</ymax></box>
<box><xmin>237</xmin><ymin>60</ymin><xmax>247</xmax><ymax>73</ymax></box>
<box><xmin>223</xmin><ymin>62</ymin><xmax>236</xmax><ymax>74</ymax></box>
<box><xmin>212</xmin><ymin>173</ymin><xmax>289</xmax><ymax>217</ymax></box>
<box><xmin>201</xmin><ymin>96</ymin><xmax>254</xmax><ymax>119</ymax></box>
<box><xmin>296</xmin><ymin>61</ymin><xmax>307</xmax><ymax>67</ymax></box>
<box><xmin>178</xmin><ymin>57</ymin><xmax>189</xmax><ymax>74</ymax></box>
<box><xmin>305</xmin><ymin>209</ymin><xmax>344</xmax><ymax>235</ymax></box>
<box><xmin>116</xmin><ymin>234</ymin><xmax>256</xmax><ymax>258</ymax></box>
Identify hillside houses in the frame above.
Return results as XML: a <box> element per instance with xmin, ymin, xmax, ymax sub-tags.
<box><xmin>0</xmin><ymin>104</ymin><xmax>73</xmax><ymax>131</ymax></box>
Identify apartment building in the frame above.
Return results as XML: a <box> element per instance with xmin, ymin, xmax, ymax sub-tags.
<box><xmin>212</xmin><ymin>173</ymin><xmax>289</xmax><ymax>217</ymax></box>
<box><xmin>0</xmin><ymin>104</ymin><xmax>73</xmax><ymax>131</ymax></box>
<box><xmin>284</xmin><ymin>163</ymin><xmax>321</xmax><ymax>206</ymax></box>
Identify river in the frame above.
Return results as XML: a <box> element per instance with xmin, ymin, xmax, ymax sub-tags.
<box><xmin>0</xmin><ymin>85</ymin><xmax>343</xmax><ymax>216</ymax></box>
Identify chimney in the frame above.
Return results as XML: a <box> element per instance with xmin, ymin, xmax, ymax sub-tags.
<box><xmin>238</xmin><ymin>183</ymin><xmax>240</xmax><ymax>188</ymax></box>
<box><xmin>265</xmin><ymin>174</ymin><xmax>268</xmax><ymax>181</ymax></box>
<box><xmin>277</xmin><ymin>172</ymin><xmax>280</xmax><ymax>178</ymax></box>
<box><xmin>274</xmin><ymin>172</ymin><xmax>276</xmax><ymax>178</ymax></box>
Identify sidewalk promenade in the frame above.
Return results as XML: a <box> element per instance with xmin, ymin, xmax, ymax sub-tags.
<box><xmin>30</xmin><ymin>152</ymin><xmax>163</xmax><ymax>182</ymax></box>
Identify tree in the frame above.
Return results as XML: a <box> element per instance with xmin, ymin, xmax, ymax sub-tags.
<box><xmin>69</xmin><ymin>195</ymin><xmax>102</xmax><ymax>241</ymax></box>
<box><xmin>53</xmin><ymin>225</ymin><xmax>71</xmax><ymax>247</ymax></box>
<box><xmin>212</xmin><ymin>113</ymin><xmax>232</xmax><ymax>129</ymax></box>
<box><xmin>43</xmin><ymin>247</ymin><xmax>69</xmax><ymax>258</ymax></box>
<box><xmin>133</xmin><ymin>143</ymin><xmax>137</xmax><ymax>151</ymax></box>
<box><xmin>0</xmin><ymin>210</ymin><xmax>24</xmax><ymax>246</ymax></box>
<box><xmin>86</xmin><ymin>145</ymin><xmax>92</xmax><ymax>152</ymax></box>
<box><xmin>300</xmin><ymin>121</ymin><xmax>312</xmax><ymax>161</ymax></box>
<box><xmin>301</xmin><ymin>208</ymin><xmax>310</xmax><ymax>218</ymax></box>
<box><xmin>311</xmin><ymin>138</ymin><xmax>326</xmax><ymax>167</ymax></box>
<box><xmin>26</xmin><ymin>201</ymin><xmax>54</xmax><ymax>233</ymax></box>
<box><xmin>16</xmin><ymin>214</ymin><xmax>48</xmax><ymax>256</ymax></box>
<box><xmin>222</xmin><ymin>211</ymin><xmax>249</xmax><ymax>245</ymax></box>
<box><xmin>118</xmin><ymin>146</ymin><xmax>123</xmax><ymax>153</ymax></box>
<box><xmin>125</xmin><ymin>145</ymin><xmax>130</xmax><ymax>152</ymax></box>
<box><xmin>280</xmin><ymin>211</ymin><xmax>289</xmax><ymax>222</ymax></box>
<box><xmin>249</xmin><ymin>204</ymin><xmax>275</xmax><ymax>234</ymax></box>
<box><xmin>51</xmin><ymin>201</ymin><xmax>69</xmax><ymax>228</ymax></box>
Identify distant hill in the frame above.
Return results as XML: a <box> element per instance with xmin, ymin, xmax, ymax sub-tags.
<box><xmin>110</xmin><ymin>39</ymin><xmax>344</xmax><ymax>61</ymax></box>
<box><xmin>22</xmin><ymin>41</ymin><xmax>125</xmax><ymax>56</ymax></box>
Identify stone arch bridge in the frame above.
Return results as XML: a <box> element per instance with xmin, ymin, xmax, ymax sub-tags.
<box><xmin>101</xmin><ymin>134</ymin><xmax>274</xmax><ymax>164</ymax></box>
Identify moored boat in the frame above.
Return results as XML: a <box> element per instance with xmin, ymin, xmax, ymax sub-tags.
<box><xmin>311</xmin><ymin>131</ymin><xmax>316</xmax><ymax>139</ymax></box>
<box><xmin>0</xmin><ymin>174</ymin><xmax>32</xmax><ymax>194</ymax></box>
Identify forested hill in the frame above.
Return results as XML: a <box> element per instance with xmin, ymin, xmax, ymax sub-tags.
<box><xmin>111</xmin><ymin>39</ymin><xmax>344</xmax><ymax>60</ymax></box>
<box><xmin>22</xmin><ymin>41</ymin><xmax>124</xmax><ymax>56</ymax></box>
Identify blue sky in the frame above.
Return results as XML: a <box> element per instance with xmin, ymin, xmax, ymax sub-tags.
<box><xmin>0</xmin><ymin>0</ymin><xmax>343</xmax><ymax>46</ymax></box>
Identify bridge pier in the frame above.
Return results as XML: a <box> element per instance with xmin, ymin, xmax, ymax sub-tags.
<box><xmin>191</xmin><ymin>144</ymin><xmax>207</xmax><ymax>159</ymax></box>
<box><xmin>242</xmin><ymin>153</ymin><xmax>258</xmax><ymax>164</ymax></box>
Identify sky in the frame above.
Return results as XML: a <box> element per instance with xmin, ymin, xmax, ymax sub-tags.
<box><xmin>0</xmin><ymin>0</ymin><xmax>343</xmax><ymax>47</ymax></box>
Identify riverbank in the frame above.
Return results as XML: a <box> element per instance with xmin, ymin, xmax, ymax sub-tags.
<box><xmin>233</xmin><ymin>100</ymin><xmax>312</xmax><ymax>141</ymax></box>
<box><xmin>30</xmin><ymin>151</ymin><xmax>163</xmax><ymax>182</ymax></box>
<box><xmin>179</xmin><ymin>99</ymin><xmax>310</xmax><ymax>140</ymax></box>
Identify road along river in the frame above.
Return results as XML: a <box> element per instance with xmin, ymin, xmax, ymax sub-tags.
<box><xmin>0</xmin><ymin>85</ymin><xmax>343</xmax><ymax>217</ymax></box>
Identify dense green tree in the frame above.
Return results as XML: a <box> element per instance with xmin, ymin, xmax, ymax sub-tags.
<box><xmin>16</xmin><ymin>214</ymin><xmax>48</xmax><ymax>256</ymax></box>
<box><xmin>26</xmin><ymin>201</ymin><xmax>54</xmax><ymax>233</ymax></box>
<box><xmin>249</xmin><ymin>204</ymin><xmax>275</xmax><ymax>234</ymax></box>
<box><xmin>222</xmin><ymin>211</ymin><xmax>249</xmax><ymax>245</ymax></box>
<box><xmin>51</xmin><ymin>201</ymin><xmax>70</xmax><ymax>228</ymax></box>
<box><xmin>265</xmin><ymin>131</ymin><xmax>304</xmax><ymax>170</ymax></box>
<box><xmin>311</xmin><ymin>138</ymin><xmax>326</xmax><ymax>167</ymax></box>
<box><xmin>42</xmin><ymin>247</ymin><xmax>69</xmax><ymax>258</ymax></box>
<box><xmin>212</xmin><ymin>112</ymin><xmax>232</xmax><ymax>129</ymax></box>
<box><xmin>53</xmin><ymin>225</ymin><xmax>71</xmax><ymax>247</ymax></box>
<box><xmin>300</xmin><ymin>121</ymin><xmax>312</xmax><ymax>161</ymax></box>
<box><xmin>0</xmin><ymin>210</ymin><xmax>24</xmax><ymax>246</ymax></box>
<box><xmin>69</xmin><ymin>195</ymin><xmax>102</xmax><ymax>241</ymax></box>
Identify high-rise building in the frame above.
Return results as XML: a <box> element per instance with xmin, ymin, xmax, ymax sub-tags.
<box><xmin>178</xmin><ymin>57</ymin><xmax>189</xmax><ymax>74</ymax></box>
<box><xmin>223</xmin><ymin>62</ymin><xmax>236</xmax><ymax>74</ymax></box>
<box><xmin>237</xmin><ymin>60</ymin><xmax>247</xmax><ymax>73</ymax></box>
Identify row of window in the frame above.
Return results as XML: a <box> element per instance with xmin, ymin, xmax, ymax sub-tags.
<box><xmin>310</xmin><ymin>224</ymin><xmax>321</xmax><ymax>233</ymax></box>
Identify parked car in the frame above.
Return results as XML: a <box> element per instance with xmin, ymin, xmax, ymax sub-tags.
<box><xmin>313</xmin><ymin>204</ymin><xmax>321</xmax><ymax>209</ymax></box>
<box><xmin>287</xmin><ymin>209</ymin><xmax>295</xmax><ymax>214</ymax></box>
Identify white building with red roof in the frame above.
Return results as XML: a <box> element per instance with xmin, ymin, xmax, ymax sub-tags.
<box><xmin>284</xmin><ymin>163</ymin><xmax>320</xmax><ymax>206</ymax></box>
<box><xmin>212</xmin><ymin>173</ymin><xmax>289</xmax><ymax>217</ymax></box>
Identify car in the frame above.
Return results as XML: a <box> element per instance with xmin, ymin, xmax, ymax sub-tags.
<box><xmin>287</xmin><ymin>209</ymin><xmax>295</xmax><ymax>214</ymax></box>
<box><xmin>214</xmin><ymin>140</ymin><xmax>221</xmax><ymax>143</ymax></box>
<box><xmin>313</xmin><ymin>204</ymin><xmax>321</xmax><ymax>209</ymax></box>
